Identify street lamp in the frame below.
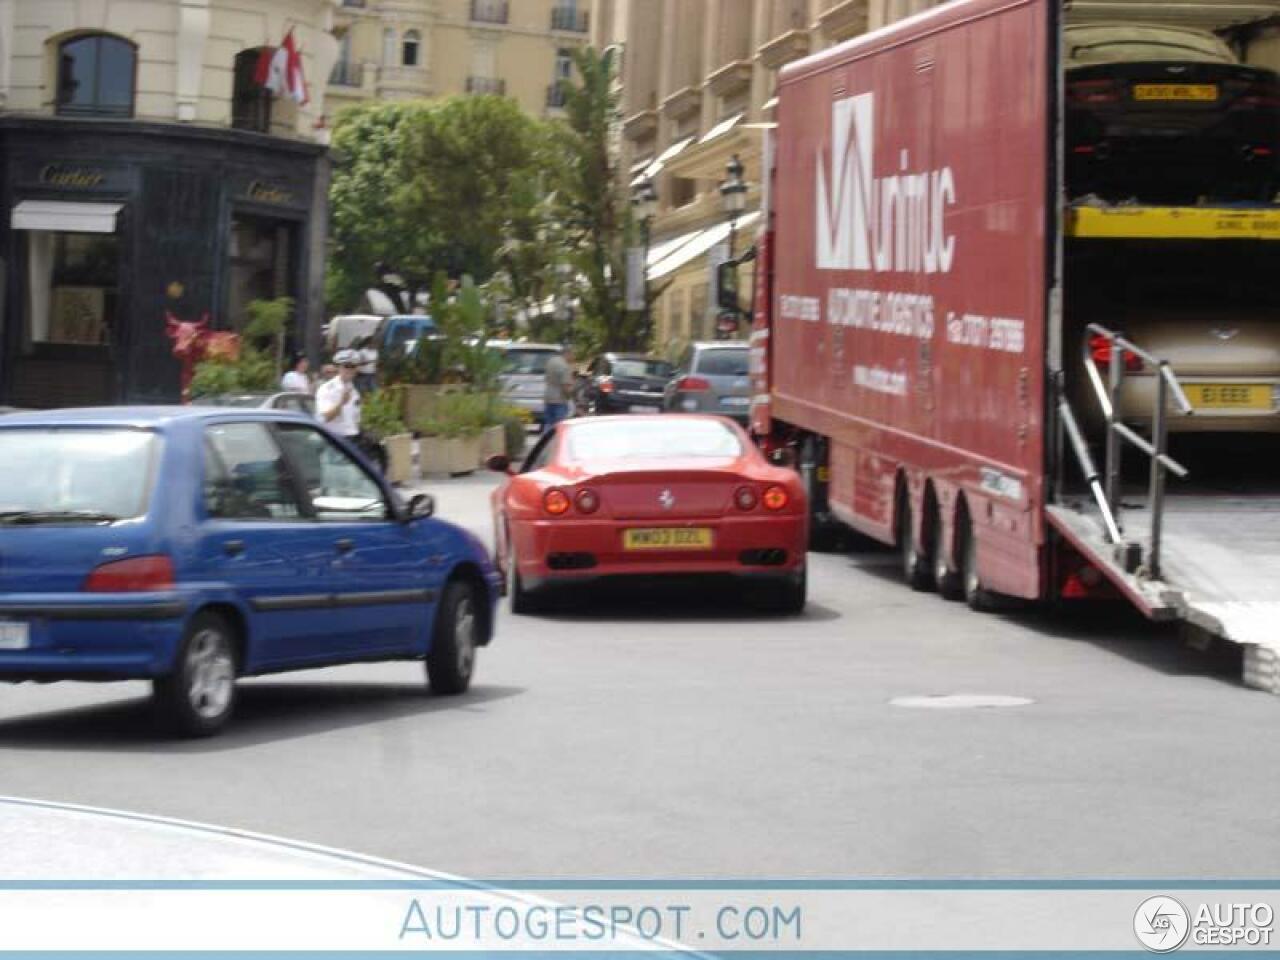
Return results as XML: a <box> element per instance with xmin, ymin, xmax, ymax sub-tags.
<box><xmin>718</xmin><ymin>154</ymin><xmax>748</xmax><ymax>339</ymax></box>
<box><xmin>631</xmin><ymin>175</ymin><xmax>658</xmax><ymax>342</ymax></box>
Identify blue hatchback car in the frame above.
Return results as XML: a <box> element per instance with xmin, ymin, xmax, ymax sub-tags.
<box><xmin>0</xmin><ymin>407</ymin><xmax>500</xmax><ymax>736</ymax></box>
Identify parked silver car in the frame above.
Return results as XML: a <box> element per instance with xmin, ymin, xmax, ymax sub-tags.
<box><xmin>663</xmin><ymin>342</ymin><xmax>752</xmax><ymax>424</ymax></box>
<box><xmin>498</xmin><ymin>343</ymin><xmax>562</xmax><ymax>424</ymax></box>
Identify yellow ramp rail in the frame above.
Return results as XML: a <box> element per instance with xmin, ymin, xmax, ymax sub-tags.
<box><xmin>1067</xmin><ymin>205</ymin><xmax>1280</xmax><ymax>241</ymax></box>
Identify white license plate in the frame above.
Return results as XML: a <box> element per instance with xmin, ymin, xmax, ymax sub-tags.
<box><xmin>0</xmin><ymin>621</ymin><xmax>30</xmax><ymax>650</ymax></box>
<box><xmin>628</xmin><ymin>404</ymin><xmax>658</xmax><ymax>413</ymax></box>
<box><xmin>721</xmin><ymin>396</ymin><xmax>750</xmax><ymax>407</ymax></box>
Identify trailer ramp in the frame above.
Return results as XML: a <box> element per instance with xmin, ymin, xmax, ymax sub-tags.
<box><xmin>1048</xmin><ymin>498</ymin><xmax>1280</xmax><ymax>694</ymax></box>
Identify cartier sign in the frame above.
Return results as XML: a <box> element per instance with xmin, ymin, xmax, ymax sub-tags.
<box><xmin>40</xmin><ymin>165</ymin><xmax>106</xmax><ymax>188</ymax></box>
<box><xmin>246</xmin><ymin>180</ymin><xmax>294</xmax><ymax>205</ymax></box>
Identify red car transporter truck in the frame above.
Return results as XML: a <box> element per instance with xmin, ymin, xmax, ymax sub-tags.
<box><xmin>747</xmin><ymin>0</ymin><xmax>1280</xmax><ymax>692</ymax></box>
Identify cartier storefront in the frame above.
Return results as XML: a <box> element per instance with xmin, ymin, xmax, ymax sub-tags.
<box><xmin>0</xmin><ymin>116</ymin><xmax>327</xmax><ymax>407</ymax></box>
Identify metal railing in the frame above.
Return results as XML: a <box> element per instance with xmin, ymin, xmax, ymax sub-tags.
<box><xmin>466</xmin><ymin>75</ymin><xmax>506</xmax><ymax>95</ymax></box>
<box><xmin>1056</xmin><ymin>324</ymin><xmax>1194</xmax><ymax>580</ymax></box>
<box><xmin>470</xmin><ymin>0</ymin><xmax>509</xmax><ymax>24</ymax></box>
<box><xmin>551</xmin><ymin>6</ymin><xmax>590</xmax><ymax>32</ymax></box>
<box><xmin>546</xmin><ymin>82</ymin><xmax>567</xmax><ymax>108</ymax></box>
<box><xmin>328</xmin><ymin>60</ymin><xmax>362</xmax><ymax>87</ymax></box>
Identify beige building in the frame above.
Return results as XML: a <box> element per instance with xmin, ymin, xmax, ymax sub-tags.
<box><xmin>326</xmin><ymin>0</ymin><xmax>594</xmax><ymax>118</ymax></box>
<box><xmin>0</xmin><ymin>0</ymin><xmax>339</xmax><ymax>407</ymax></box>
<box><xmin>593</xmin><ymin>0</ymin><xmax>943</xmax><ymax>352</ymax></box>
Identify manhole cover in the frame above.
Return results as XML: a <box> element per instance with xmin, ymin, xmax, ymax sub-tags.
<box><xmin>890</xmin><ymin>694</ymin><xmax>1034</xmax><ymax>709</ymax></box>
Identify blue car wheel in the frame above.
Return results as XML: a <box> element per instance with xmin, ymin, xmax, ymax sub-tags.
<box><xmin>153</xmin><ymin>610</ymin><xmax>238</xmax><ymax>737</ymax></box>
<box><xmin>426</xmin><ymin>580</ymin><xmax>479</xmax><ymax>695</ymax></box>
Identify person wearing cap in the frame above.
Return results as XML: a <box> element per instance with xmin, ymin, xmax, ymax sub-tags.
<box><xmin>317</xmin><ymin>350</ymin><xmax>362</xmax><ymax>439</ymax></box>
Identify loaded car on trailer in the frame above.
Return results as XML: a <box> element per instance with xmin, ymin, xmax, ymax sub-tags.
<box><xmin>746</xmin><ymin>0</ymin><xmax>1280</xmax><ymax>691</ymax></box>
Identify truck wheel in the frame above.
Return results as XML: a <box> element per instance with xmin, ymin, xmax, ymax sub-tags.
<box><xmin>932</xmin><ymin>501</ymin><xmax>963</xmax><ymax>601</ymax></box>
<box><xmin>898</xmin><ymin>496</ymin><xmax>932</xmax><ymax>591</ymax></box>
<box><xmin>800</xmin><ymin>438</ymin><xmax>840</xmax><ymax>552</ymax></box>
<box><xmin>153</xmin><ymin>611</ymin><xmax>238</xmax><ymax>738</ymax></box>
<box><xmin>506</xmin><ymin>540</ymin><xmax>538</xmax><ymax>615</ymax></box>
<box><xmin>959</xmin><ymin>513</ymin><xmax>995</xmax><ymax>612</ymax></box>
<box><xmin>426</xmin><ymin>580</ymin><xmax>478</xmax><ymax>695</ymax></box>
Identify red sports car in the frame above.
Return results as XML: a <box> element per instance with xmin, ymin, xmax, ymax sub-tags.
<box><xmin>488</xmin><ymin>415</ymin><xmax>807</xmax><ymax>614</ymax></box>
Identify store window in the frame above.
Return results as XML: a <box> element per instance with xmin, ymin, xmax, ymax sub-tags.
<box><xmin>228</xmin><ymin>215</ymin><xmax>295</xmax><ymax>331</ymax></box>
<box><xmin>55</xmin><ymin>33</ymin><xmax>135</xmax><ymax>117</ymax></box>
<box><xmin>402</xmin><ymin>30</ymin><xmax>420</xmax><ymax>67</ymax></box>
<box><xmin>25</xmin><ymin>231</ymin><xmax>119</xmax><ymax>347</ymax></box>
<box><xmin>232</xmin><ymin>48</ymin><xmax>272</xmax><ymax>133</ymax></box>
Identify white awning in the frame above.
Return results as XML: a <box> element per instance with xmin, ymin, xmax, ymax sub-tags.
<box><xmin>649</xmin><ymin>211</ymin><xmax>761</xmax><ymax>280</ymax></box>
<box><xmin>11</xmin><ymin>200</ymin><xmax>122</xmax><ymax>233</ymax></box>
<box><xmin>631</xmin><ymin>136</ymin><xmax>695</xmax><ymax>185</ymax></box>
<box><xmin>698</xmin><ymin>112</ymin><xmax>743</xmax><ymax>145</ymax></box>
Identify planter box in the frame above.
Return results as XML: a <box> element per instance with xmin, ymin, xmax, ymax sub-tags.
<box><xmin>401</xmin><ymin>384</ymin><xmax>463</xmax><ymax>428</ymax></box>
<box><xmin>418</xmin><ymin>435</ymin><xmax>449</xmax><ymax>476</ymax></box>
<box><xmin>382</xmin><ymin>433</ymin><xmax>414</xmax><ymax>486</ymax></box>
<box><xmin>445</xmin><ymin>434</ymin><xmax>483</xmax><ymax>475</ymax></box>
<box><xmin>481</xmin><ymin>425</ymin><xmax>505</xmax><ymax>462</ymax></box>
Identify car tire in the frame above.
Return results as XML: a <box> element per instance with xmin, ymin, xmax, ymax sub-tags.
<box><xmin>506</xmin><ymin>539</ymin><xmax>538</xmax><ymax>615</ymax></box>
<box><xmin>153</xmin><ymin>611</ymin><xmax>238</xmax><ymax>738</ymax></box>
<box><xmin>426</xmin><ymin>579</ymin><xmax>479</xmax><ymax>695</ymax></box>
<box><xmin>763</xmin><ymin>564</ymin><xmax>807</xmax><ymax>615</ymax></box>
<box><xmin>959</xmin><ymin>511</ymin><xmax>995</xmax><ymax>612</ymax></box>
<box><xmin>898</xmin><ymin>495</ymin><xmax>932</xmax><ymax>592</ymax></box>
<box><xmin>932</xmin><ymin>500</ymin><xmax>963</xmax><ymax>601</ymax></box>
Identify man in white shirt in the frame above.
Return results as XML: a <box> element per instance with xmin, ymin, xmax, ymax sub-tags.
<box><xmin>316</xmin><ymin>350</ymin><xmax>362</xmax><ymax>439</ymax></box>
<box><xmin>280</xmin><ymin>354</ymin><xmax>311</xmax><ymax>394</ymax></box>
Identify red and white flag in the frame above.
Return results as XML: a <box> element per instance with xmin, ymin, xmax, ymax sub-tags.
<box><xmin>254</xmin><ymin>28</ymin><xmax>309</xmax><ymax>106</ymax></box>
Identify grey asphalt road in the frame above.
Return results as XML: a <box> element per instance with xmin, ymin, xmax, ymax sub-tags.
<box><xmin>1</xmin><ymin>470</ymin><xmax>1277</xmax><ymax>880</ymax></box>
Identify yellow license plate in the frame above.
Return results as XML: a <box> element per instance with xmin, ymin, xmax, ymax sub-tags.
<box><xmin>1184</xmin><ymin>383</ymin><xmax>1272</xmax><ymax>410</ymax></box>
<box><xmin>623</xmin><ymin>527</ymin><xmax>714</xmax><ymax>550</ymax></box>
<box><xmin>1132</xmin><ymin>83</ymin><xmax>1218</xmax><ymax>102</ymax></box>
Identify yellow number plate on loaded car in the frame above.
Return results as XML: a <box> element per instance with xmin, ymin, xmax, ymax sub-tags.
<box><xmin>1132</xmin><ymin>83</ymin><xmax>1217</xmax><ymax>102</ymax></box>
<box><xmin>623</xmin><ymin>528</ymin><xmax>714</xmax><ymax>550</ymax></box>
<box><xmin>1184</xmin><ymin>383</ymin><xmax>1273</xmax><ymax>411</ymax></box>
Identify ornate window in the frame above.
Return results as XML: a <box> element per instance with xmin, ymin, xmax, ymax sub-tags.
<box><xmin>55</xmin><ymin>33</ymin><xmax>136</xmax><ymax>117</ymax></box>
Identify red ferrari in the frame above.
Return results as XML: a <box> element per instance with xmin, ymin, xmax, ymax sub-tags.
<box><xmin>488</xmin><ymin>415</ymin><xmax>807</xmax><ymax>614</ymax></box>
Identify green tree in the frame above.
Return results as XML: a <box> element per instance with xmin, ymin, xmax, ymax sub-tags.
<box><xmin>554</xmin><ymin>47</ymin><xmax>645</xmax><ymax>352</ymax></box>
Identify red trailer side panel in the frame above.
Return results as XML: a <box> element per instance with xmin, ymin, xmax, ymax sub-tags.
<box><xmin>770</xmin><ymin>0</ymin><xmax>1051</xmax><ymax>599</ymax></box>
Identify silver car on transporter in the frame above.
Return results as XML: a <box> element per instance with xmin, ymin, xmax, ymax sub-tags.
<box><xmin>663</xmin><ymin>342</ymin><xmax>753</xmax><ymax>424</ymax></box>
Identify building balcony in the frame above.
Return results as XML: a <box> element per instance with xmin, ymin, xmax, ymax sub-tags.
<box><xmin>550</xmin><ymin>6</ymin><xmax>589</xmax><ymax>32</ymax></box>
<box><xmin>470</xmin><ymin>0</ymin><xmax>509</xmax><ymax>24</ymax></box>
<box><xmin>467</xmin><ymin>75</ymin><xmax>507</xmax><ymax>95</ymax></box>
<box><xmin>328</xmin><ymin>59</ymin><xmax>362</xmax><ymax>87</ymax></box>
<box><xmin>816</xmin><ymin>0</ymin><xmax>869</xmax><ymax>44</ymax></box>
<box><xmin>660</xmin><ymin>85</ymin><xmax>702</xmax><ymax>122</ymax></box>
<box><xmin>622</xmin><ymin>107</ymin><xmax>658</xmax><ymax>141</ymax></box>
<box><xmin>546</xmin><ymin>83</ymin><xmax>567</xmax><ymax>109</ymax></box>
<box><xmin>705</xmin><ymin>60</ymin><xmax>752</xmax><ymax>100</ymax></box>
<box><xmin>377</xmin><ymin>65</ymin><xmax>431</xmax><ymax>99</ymax></box>
<box><xmin>757</xmin><ymin>29</ymin><xmax>810</xmax><ymax>71</ymax></box>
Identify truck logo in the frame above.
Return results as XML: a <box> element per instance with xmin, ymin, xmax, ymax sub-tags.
<box><xmin>816</xmin><ymin>93</ymin><xmax>958</xmax><ymax>275</ymax></box>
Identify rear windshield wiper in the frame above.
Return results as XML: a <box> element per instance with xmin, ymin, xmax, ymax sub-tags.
<box><xmin>0</xmin><ymin>510</ymin><xmax>120</xmax><ymax>525</ymax></box>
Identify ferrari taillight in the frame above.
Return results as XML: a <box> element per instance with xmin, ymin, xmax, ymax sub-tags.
<box><xmin>575</xmin><ymin>489</ymin><xmax>600</xmax><ymax>514</ymax></box>
<box><xmin>734</xmin><ymin>486</ymin><xmax>758</xmax><ymax>511</ymax></box>
<box><xmin>762</xmin><ymin>485</ymin><xmax>789</xmax><ymax>511</ymax></box>
<box><xmin>84</xmin><ymin>554</ymin><xmax>175</xmax><ymax>592</ymax></box>
<box><xmin>543</xmin><ymin>488</ymin><xmax>571</xmax><ymax>515</ymax></box>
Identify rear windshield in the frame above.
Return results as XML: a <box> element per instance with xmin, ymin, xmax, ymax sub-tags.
<box><xmin>1065</xmin><ymin>26</ymin><xmax>1236</xmax><ymax>66</ymax></box>
<box><xmin>566</xmin><ymin>419</ymin><xmax>742</xmax><ymax>461</ymax></box>
<box><xmin>503</xmin><ymin>349</ymin><xmax>558</xmax><ymax>375</ymax></box>
<box><xmin>0</xmin><ymin>428</ymin><xmax>157</xmax><ymax>522</ymax></box>
<box><xmin>694</xmin><ymin>348</ymin><xmax>749</xmax><ymax>377</ymax></box>
<box><xmin>613</xmin><ymin>359</ymin><xmax>674</xmax><ymax>379</ymax></box>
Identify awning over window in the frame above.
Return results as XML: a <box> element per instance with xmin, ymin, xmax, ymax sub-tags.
<box><xmin>631</xmin><ymin>136</ymin><xmax>695</xmax><ymax>186</ymax></box>
<box><xmin>649</xmin><ymin>211</ymin><xmax>761</xmax><ymax>281</ymax></box>
<box><xmin>11</xmin><ymin>201</ymin><xmax>122</xmax><ymax>233</ymax></box>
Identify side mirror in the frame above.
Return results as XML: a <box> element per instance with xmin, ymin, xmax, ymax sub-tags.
<box><xmin>486</xmin><ymin>454</ymin><xmax>513</xmax><ymax>474</ymax></box>
<box><xmin>406</xmin><ymin>493</ymin><xmax>434</xmax><ymax>520</ymax></box>
<box><xmin>716</xmin><ymin>261</ymin><xmax>739</xmax><ymax>311</ymax></box>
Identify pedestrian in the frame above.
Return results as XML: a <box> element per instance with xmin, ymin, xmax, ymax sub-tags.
<box><xmin>316</xmin><ymin>349</ymin><xmax>362</xmax><ymax>441</ymax></box>
<box><xmin>355</xmin><ymin>336</ymin><xmax>378</xmax><ymax>395</ymax></box>
<box><xmin>280</xmin><ymin>353</ymin><xmax>312</xmax><ymax>394</ymax></box>
<box><xmin>542</xmin><ymin>344</ymin><xmax>575</xmax><ymax>431</ymax></box>
<box><xmin>318</xmin><ymin>362</ymin><xmax>337</xmax><ymax>387</ymax></box>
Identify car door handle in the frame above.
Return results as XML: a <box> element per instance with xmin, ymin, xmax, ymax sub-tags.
<box><xmin>334</xmin><ymin>538</ymin><xmax>355</xmax><ymax>554</ymax></box>
<box><xmin>223</xmin><ymin>540</ymin><xmax>245</xmax><ymax>557</ymax></box>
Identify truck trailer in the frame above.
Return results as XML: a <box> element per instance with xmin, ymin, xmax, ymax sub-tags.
<box><xmin>749</xmin><ymin>0</ymin><xmax>1280</xmax><ymax>692</ymax></box>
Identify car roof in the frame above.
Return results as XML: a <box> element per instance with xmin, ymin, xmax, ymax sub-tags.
<box><xmin>604</xmin><ymin>352</ymin><xmax>668</xmax><ymax>361</ymax></box>
<box><xmin>692</xmin><ymin>341</ymin><xmax>748</xmax><ymax>350</ymax></box>
<box><xmin>504</xmin><ymin>342</ymin><xmax>561</xmax><ymax>351</ymax></box>
<box><xmin>0</xmin><ymin>406</ymin><xmax>314</xmax><ymax>429</ymax></box>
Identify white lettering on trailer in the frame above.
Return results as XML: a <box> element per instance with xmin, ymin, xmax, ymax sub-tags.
<box><xmin>827</xmin><ymin>288</ymin><xmax>934</xmax><ymax>341</ymax></box>
<box><xmin>853</xmin><ymin>365</ymin><xmax>908</xmax><ymax>396</ymax></box>
<box><xmin>780</xmin><ymin>295</ymin><xmax>821</xmax><ymax>323</ymax></box>
<box><xmin>816</xmin><ymin>93</ymin><xmax>957</xmax><ymax>275</ymax></box>
<box><xmin>945</xmin><ymin>311</ymin><xmax>1026</xmax><ymax>354</ymax></box>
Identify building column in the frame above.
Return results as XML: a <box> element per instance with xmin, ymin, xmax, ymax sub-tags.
<box><xmin>176</xmin><ymin>0</ymin><xmax>210</xmax><ymax>122</ymax></box>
